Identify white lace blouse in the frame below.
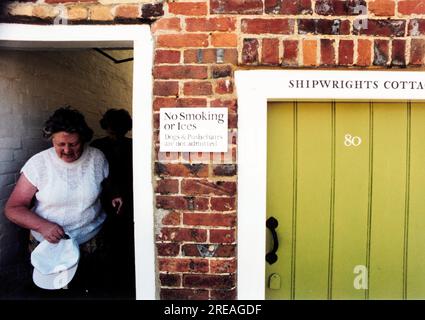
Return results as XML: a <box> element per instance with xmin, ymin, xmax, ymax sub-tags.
<box><xmin>21</xmin><ymin>146</ymin><xmax>108</xmax><ymax>244</ymax></box>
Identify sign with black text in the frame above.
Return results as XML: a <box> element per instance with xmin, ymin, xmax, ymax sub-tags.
<box><xmin>160</xmin><ymin>107</ymin><xmax>228</xmax><ymax>152</ymax></box>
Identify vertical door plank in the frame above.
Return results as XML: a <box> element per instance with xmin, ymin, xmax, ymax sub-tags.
<box><xmin>407</xmin><ymin>102</ymin><xmax>425</xmax><ymax>299</ymax></box>
<box><xmin>332</xmin><ymin>102</ymin><xmax>370</xmax><ymax>299</ymax></box>
<box><xmin>295</xmin><ymin>102</ymin><xmax>332</xmax><ymax>299</ymax></box>
<box><xmin>266</xmin><ymin>102</ymin><xmax>295</xmax><ymax>300</ymax></box>
<box><xmin>369</xmin><ymin>102</ymin><xmax>407</xmax><ymax>299</ymax></box>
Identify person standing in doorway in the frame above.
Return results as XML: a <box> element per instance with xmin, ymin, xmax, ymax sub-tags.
<box><xmin>91</xmin><ymin>108</ymin><xmax>135</xmax><ymax>299</ymax></box>
<box><xmin>4</xmin><ymin>106</ymin><xmax>122</xmax><ymax>299</ymax></box>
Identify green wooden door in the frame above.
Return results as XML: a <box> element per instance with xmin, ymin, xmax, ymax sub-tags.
<box><xmin>266</xmin><ymin>101</ymin><xmax>425</xmax><ymax>300</ymax></box>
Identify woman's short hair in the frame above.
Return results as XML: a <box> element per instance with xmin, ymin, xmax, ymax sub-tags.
<box><xmin>43</xmin><ymin>106</ymin><xmax>94</xmax><ymax>143</ymax></box>
<box><xmin>100</xmin><ymin>108</ymin><xmax>132</xmax><ymax>137</ymax></box>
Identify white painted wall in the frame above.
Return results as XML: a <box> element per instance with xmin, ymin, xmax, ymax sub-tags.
<box><xmin>0</xmin><ymin>48</ymin><xmax>133</xmax><ymax>295</ymax></box>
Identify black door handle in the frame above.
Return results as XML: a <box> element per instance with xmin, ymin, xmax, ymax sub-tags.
<box><xmin>266</xmin><ymin>217</ymin><xmax>279</xmax><ymax>265</ymax></box>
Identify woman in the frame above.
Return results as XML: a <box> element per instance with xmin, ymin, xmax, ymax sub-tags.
<box><xmin>5</xmin><ymin>106</ymin><xmax>121</xmax><ymax>297</ymax></box>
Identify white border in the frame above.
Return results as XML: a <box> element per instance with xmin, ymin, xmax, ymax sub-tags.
<box><xmin>0</xmin><ymin>24</ymin><xmax>155</xmax><ymax>300</ymax></box>
<box><xmin>235</xmin><ymin>70</ymin><xmax>425</xmax><ymax>300</ymax></box>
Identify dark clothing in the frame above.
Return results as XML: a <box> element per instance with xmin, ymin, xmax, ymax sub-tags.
<box><xmin>91</xmin><ymin>136</ymin><xmax>135</xmax><ymax>299</ymax></box>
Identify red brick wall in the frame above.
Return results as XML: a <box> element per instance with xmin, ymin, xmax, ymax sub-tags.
<box><xmin>2</xmin><ymin>0</ymin><xmax>425</xmax><ymax>300</ymax></box>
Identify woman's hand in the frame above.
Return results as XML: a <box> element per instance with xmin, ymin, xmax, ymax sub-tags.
<box><xmin>112</xmin><ymin>197</ymin><xmax>123</xmax><ymax>215</ymax></box>
<box><xmin>38</xmin><ymin>221</ymin><xmax>65</xmax><ymax>243</ymax></box>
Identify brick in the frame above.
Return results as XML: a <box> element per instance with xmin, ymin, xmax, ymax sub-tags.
<box><xmin>212</xmin><ymin>164</ymin><xmax>237</xmax><ymax>176</ymax></box>
<box><xmin>320</xmin><ymin>39</ymin><xmax>335</xmax><ymax>65</ymax></box>
<box><xmin>315</xmin><ymin>0</ymin><xmax>367</xmax><ymax>15</ymax></box>
<box><xmin>211</xmin><ymin>99</ymin><xmax>237</xmax><ymax>113</ymax></box>
<box><xmin>0</xmin><ymin>138</ymin><xmax>21</xmax><ymax>149</ymax></box>
<box><xmin>154</xmin><ymin>97</ymin><xmax>208</xmax><ymax>111</ymax></box>
<box><xmin>210</xmin><ymin>229</ymin><xmax>236</xmax><ymax>243</ymax></box>
<box><xmin>210</xmin><ymin>258</ymin><xmax>237</xmax><ymax>273</ymax></box>
<box><xmin>115</xmin><ymin>5</ymin><xmax>140</xmax><ymax>19</ymax></box>
<box><xmin>222</xmin><ymin>49</ymin><xmax>239</xmax><ymax>64</ymax></box>
<box><xmin>391</xmin><ymin>39</ymin><xmax>406</xmax><ymax>67</ymax></box>
<box><xmin>184</xmin><ymin>49</ymin><xmax>238</xmax><ymax>64</ymax></box>
<box><xmin>283</xmin><ymin>40</ymin><xmax>299</xmax><ymax>66</ymax></box>
<box><xmin>153</xmin><ymin>66</ymin><xmax>208</xmax><ymax>80</ymax></box>
<box><xmin>8</xmin><ymin>4</ymin><xmax>34</xmax><ymax>17</ymax></box>
<box><xmin>156</xmin><ymin>196</ymin><xmax>209</xmax><ymax>211</ymax></box>
<box><xmin>373</xmin><ymin>39</ymin><xmax>389</xmax><ymax>66</ymax></box>
<box><xmin>155</xmin><ymin>50</ymin><xmax>180</xmax><ymax>64</ymax></box>
<box><xmin>181</xmin><ymin>180</ymin><xmax>235</xmax><ymax>196</ymax></box>
<box><xmin>214</xmin><ymin>244</ymin><xmax>236</xmax><ymax>257</ymax></box>
<box><xmin>211</xmin><ymin>65</ymin><xmax>233</xmax><ymax>79</ymax></box>
<box><xmin>410</xmin><ymin>39</ymin><xmax>425</xmax><ymax>65</ymax></box>
<box><xmin>89</xmin><ymin>6</ymin><xmax>113</xmax><ymax>21</ymax></box>
<box><xmin>211</xmin><ymin>33</ymin><xmax>237</xmax><ymax>47</ymax></box>
<box><xmin>155</xmin><ymin>163</ymin><xmax>209</xmax><ymax>177</ymax></box>
<box><xmin>210</xmin><ymin>289</ymin><xmax>237</xmax><ymax>300</ymax></box>
<box><xmin>168</xmin><ymin>2</ymin><xmax>208</xmax><ymax>16</ymax></box>
<box><xmin>45</xmin><ymin>0</ymin><xmax>93</xmax><ymax>3</ymax></box>
<box><xmin>303</xmin><ymin>39</ymin><xmax>317</xmax><ymax>66</ymax></box>
<box><xmin>158</xmin><ymin>227</ymin><xmax>207</xmax><ymax>242</ymax></box>
<box><xmin>0</xmin><ymin>174</ymin><xmax>14</xmax><ymax>188</ymax></box>
<box><xmin>409</xmin><ymin>19</ymin><xmax>425</xmax><ymax>36</ymax></box>
<box><xmin>155</xmin><ymin>179</ymin><xmax>179</xmax><ymax>194</ymax></box>
<box><xmin>215</xmin><ymin>79</ymin><xmax>234</xmax><ymax>94</ymax></box>
<box><xmin>354</xmin><ymin>20</ymin><xmax>405</xmax><ymax>37</ymax></box>
<box><xmin>158</xmin><ymin>258</ymin><xmax>209</xmax><ymax>273</ymax></box>
<box><xmin>183</xmin><ymin>274</ymin><xmax>236</xmax><ymax>289</ymax></box>
<box><xmin>262</xmin><ymin>38</ymin><xmax>279</xmax><ymax>65</ymax></box>
<box><xmin>185</xmin><ymin>49</ymin><xmax>215</xmax><ymax>64</ymax></box>
<box><xmin>210</xmin><ymin>0</ymin><xmax>263</xmax><ymax>14</ymax></box>
<box><xmin>153</xmin><ymin>81</ymin><xmax>179</xmax><ymax>97</ymax></box>
<box><xmin>210</xmin><ymin>197</ymin><xmax>236</xmax><ymax>211</ymax></box>
<box><xmin>157</xmin><ymin>34</ymin><xmax>208</xmax><ymax>48</ymax></box>
<box><xmin>159</xmin><ymin>273</ymin><xmax>181</xmax><ymax>287</ymax></box>
<box><xmin>186</xmin><ymin>17</ymin><xmax>236</xmax><ymax>32</ymax></box>
<box><xmin>161</xmin><ymin>211</ymin><xmax>181</xmax><ymax>225</ymax></box>
<box><xmin>298</xmin><ymin>19</ymin><xmax>350</xmax><ymax>35</ymax></box>
<box><xmin>183</xmin><ymin>213</ymin><xmax>236</xmax><ymax>227</ymax></box>
<box><xmin>0</xmin><ymin>162</ymin><xmax>23</xmax><ymax>175</ymax></box>
<box><xmin>33</xmin><ymin>5</ymin><xmax>58</xmax><ymax>19</ymax></box>
<box><xmin>242</xmin><ymin>39</ymin><xmax>259</xmax><ymax>64</ymax></box>
<box><xmin>157</xmin><ymin>243</ymin><xmax>180</xmax><ymax>256</ymax></box>
<box><xmin>184</xmin><ymin>82</ymin><xmax>213</xmax><ymax>96</ymax></box>
<box><xmin>369</xmin><ymin>0</ymin><xmax>395</xmax><ymax>16</ymax></box>
<box><xmin>338</xmin><ymin>39</ymin><xmax>354</xmax><ymax>65</ymax></box>
<box><xmin>356</xmin><ymin>39</ymin><xmax>372</xmax><ymax>66</ymax></box>
<box><xmin>265</xmin><ymin>0</ymin><xmax>312</xmax><ymax>15</ymax></box>
<box><xmin>399</xmin><ymin>0</ymin><xmax>425</xmax><ymax>15</ymax></box>
<box><xmin>152</xmin><ymin>18</ymin><xmax>181</xmax><ymax>33</ymax></box>
<box><xmin>67</xmin><ymin>6</ymin><xmax>88</xmax><ymax>21</ymax></box>
<box><xmin>160</xmin><ymin>289</ymin><xmax>209</xmax><ymax>300</ymax></box>
<box><xmin>141</xmin><ymin>3</ymin><xmax>164</xmax><ymax>19</ymax></box>
<box><xmin>182</xmin><ymin>244</ymin><xmax>218</xmax><ymax>257</ymax></box>
<box><xmin>182</xmin><ymin>244</ymin><xmax>236</xmax><ymax>257</ymax></box>
<box><xmin>228</xmin><ymin>113</ymin><xmax>237</xmax><ymax>129</ymax></box>
<box><xmin>241</xmin><ymin>19</ymin><xmax>294</xmax><ymax>34</ymax></box>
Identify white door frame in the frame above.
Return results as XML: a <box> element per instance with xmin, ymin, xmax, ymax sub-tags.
<box><xmin>235</xmin><ymin>69</ymin><xmax>425</xmax><ymax>300</ymax></box>
<box><xmin>0</xmin><ymin>24</ymin><xmax>155</xmax><ymax>300</ymax></box>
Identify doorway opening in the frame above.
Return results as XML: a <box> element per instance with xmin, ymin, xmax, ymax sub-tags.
<box><xmin>0</xmin><ymin>24</ymin><xmax>155</xmax><ymax>300</ymax></box>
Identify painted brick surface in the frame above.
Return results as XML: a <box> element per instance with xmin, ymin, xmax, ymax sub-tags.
<box><xmin>1</xmin><ymin>0</ymin><xmax>425</xmax><ymax>300</ymax></box>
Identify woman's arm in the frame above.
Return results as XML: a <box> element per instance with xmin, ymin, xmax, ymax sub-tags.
<box><xmin>5</xmin><ymin>174</ymin><xmax>65</xmax><ymax>243</ymax></box>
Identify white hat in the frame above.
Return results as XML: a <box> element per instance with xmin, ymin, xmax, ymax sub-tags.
<box><xmin>31</xmin><ymin>237</ymin><xmax>80</xmax><ymax>290</ymax></box>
